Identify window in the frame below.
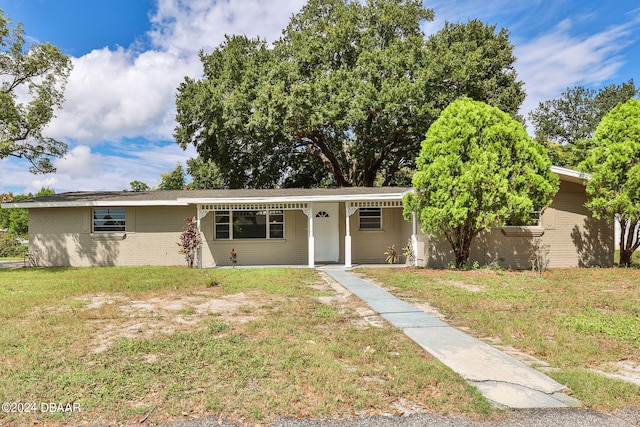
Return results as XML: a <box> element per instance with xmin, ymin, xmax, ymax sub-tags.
<box><xmin>93</xmin><ymin>208</ymin><xmax>125</xmax><ymax>233</ymax></box>
<box><xmin>215</xmin><ymin>210</ymin><xmax>230</xmax><ymax>239</ymax></box>
<box><xmin>234</xmin><ymin>210</ymin><xmax>267</xmax><ymax>239</ymax></box>
<box><xmin>215</xmin><ymin>210</ymin><xmax>284</xmax><ymax>240</ymax></box>
<box><xmin>269</xmin><ymin>210</ymin><xmax>284</xmax><ymax>239</ymax></box>
<box><xmin>506</xmin><ymin>210</ymin><xmax>542</xmax><ymax>227</ymax></box>
<box><xmin>359</xmin><ymin>207</ymin><xmax>381</xmax><ymax>230</ymax></box>
<box><xmin>502</xmin><ymin>210</ymin><xmax>544</xmax><ymax>237</ymax></box>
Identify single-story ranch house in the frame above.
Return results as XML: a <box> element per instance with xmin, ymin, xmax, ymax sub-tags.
<box><xmin>2</xmin><ymin>166</ymin><xmax>613</xmax><ymax>269</ymax></box>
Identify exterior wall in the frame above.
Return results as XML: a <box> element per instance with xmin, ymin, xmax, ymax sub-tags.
<box><xmin>200</xmin><ymin>209</ymin><xmax>308</xmax><ymax>267</ymax></box>
<box><xmin>27</xmin><ymin>181</ymin><xmax>613</xmax><ymax>269</ymax></box>
<box><xmin>349</xmin><ymin>207</ymin><xmax>412</xmax><ymax>264</ymax></box>
<box><xmin>29</xmin><ymin>206</ymin><xmax>196</xmax><ymax>267</ymax></box>
<box><xmin>415</xmin><ymin>180</ymin><xmax>614</xmax><ymax>269</ymax></box>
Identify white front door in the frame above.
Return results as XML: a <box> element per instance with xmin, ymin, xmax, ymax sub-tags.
<box><xmin>313</xmin><ymin>203</ymin><xmax>339</xmax><ymax>263</ymax></box>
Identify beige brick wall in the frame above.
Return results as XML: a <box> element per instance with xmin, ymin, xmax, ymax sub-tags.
<box><xmin>29</xmin><ymin>206</ymin><xmax>197</xmax><ymax>267</ymax></box>
<box><xmin>200</xmin><ymin>210</ymin><xmax>308</xmax><ymax>267</ymax></box>
<box><xmin>350</xmin><ymin>207</ymin><xmax>412</xmax><ymax>264</ymax></box>
<box><xmin>415</xmin><ymin>181</ymin><xmax>614</xmax><ymax>269</ymax></box>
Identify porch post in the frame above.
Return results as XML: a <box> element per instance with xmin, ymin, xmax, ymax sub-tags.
<box><xmin>345</xmin><ymin>204</ymin><xmax>358</xmax><ymax>268</ymax></box>
<box><xmin>196</xmin><ymin>205</ymin><xmax>203</xmax><ymax>268</ymax></box>
<box><xmin>411</xmin><ymin>211</ymin><xmax>419</xmax><ymax>267</ymax></box>
<box><xmin>304</xmin><ymin>204</ymin><xmax>315</xmax><ymax>268</ymax></box>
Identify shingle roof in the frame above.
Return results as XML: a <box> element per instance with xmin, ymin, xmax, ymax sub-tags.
<box><xmin>2</xmin><ymin>187</ymin><xmax>412</xmax><ymax>208</ymax></box>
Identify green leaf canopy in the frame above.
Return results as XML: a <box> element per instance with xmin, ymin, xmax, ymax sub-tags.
<box><xmin>0</xmin><ymin>11</ymin><xmax>72</xmax><ymax>173</ymax></box>
<box><xmin>174</xmin><ymin>0</ymin><xmax>525</xmax><ymax>188</ymax></box>
<box><xmin>405</xmin><ymin>97</ymin><xmax>559</xmax><ymax>267</ymax></box>
<box><xmin>582</xmin><ymin>98</ymin><xmax>640</xmax><ymax>266</ymax></box>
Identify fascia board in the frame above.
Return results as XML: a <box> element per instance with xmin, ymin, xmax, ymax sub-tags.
<box><xmin>550</xmin><ymin>165</ymin><xmax>591</xmax><ymax>183</ymax></box>
<box><xmin>1</xmin><ymin>200</ymin><xmax>190</xmax><ymax>209</ymax></box>
<box><xmin>178</xmin><ymin>192</ymin><xmax>411</xmax><ymax>205</ymax></box>
<box><xmin>2</xmin><ymin>190</ymin><xmax>414</xmax><ymax>209</ymax></box>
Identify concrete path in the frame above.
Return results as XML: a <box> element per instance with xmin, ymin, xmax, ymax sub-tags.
<box><xmin>320</xmin><ymin>267</ymin><xmax>582</xmax><ymax>410</ymax></box>
<box><xmin>0</xmin><ymin>260</ymin><xmax>26</xmax><ymax>269</ymax></box>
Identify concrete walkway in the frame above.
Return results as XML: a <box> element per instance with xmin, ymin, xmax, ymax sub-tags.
<box><xmin>320</xmin><ymin>267</ymin><xmax>582</xmax><ymax>410</ymax></box>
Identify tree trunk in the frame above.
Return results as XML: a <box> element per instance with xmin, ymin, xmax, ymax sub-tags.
<box><xmin>446</xmin><ymin>225</ymin><xmax>475</xmax><ymax>269</ymax></box>
<box><xmin>619</xmin><ymin>218</ymin><xmax>640</xmax><ymax>267</ymax></box>
<box><xmin>620</xmin><ymin>249</ymin><xmax>633</xmax><ymax>267</ymax></box>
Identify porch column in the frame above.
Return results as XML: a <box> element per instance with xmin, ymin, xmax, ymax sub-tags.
<box><xmin>196</xmin><ymin>205</ymin><xmax>209</xmax><ymax>268</ymax></box>
<box><xmin>411</xmin><ymin>211</ymin><xmax>419</xmax><ymax>267</ymax></box>
<box><xmin>303</xmin><ymin>205</ymin><xmax>314</xmax><ymax>268</ymax></box>
<box><xmin>345</xmin><ymin>204</ymin><xmax>358</xmax><ymax>268</ymax></box>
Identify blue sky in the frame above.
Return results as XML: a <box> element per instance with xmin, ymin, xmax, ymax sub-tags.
<box><xmin>0</xmin><ymin>0</ymin><xmax>638</xmax><ymax>195</ymax></box>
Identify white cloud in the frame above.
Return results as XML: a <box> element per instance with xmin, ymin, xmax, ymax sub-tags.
<box><xmin>46</xmin><ymin>0</ymin><xmax>308</xmax><ymax>146</ymax></box>
<box><xmin>46</xmin><ymin>47</ymin><xmax>200</xmax><ymax>144</ymax></box>
<box><xmin>516</xmin><ymin>17</ymin><xmax>635</xmax><ymax>118</ymax></box>
<box><xmin>54</xmin><ymin>145</ymin><xmax>100</xmax><ymax>179</ymax></box>
<box><xmin>148</xmin><ymin>0</ymin><xmax>306</xmax><ymax>53</ymax></box>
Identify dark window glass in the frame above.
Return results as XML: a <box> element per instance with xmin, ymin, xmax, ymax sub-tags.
<box><xmin>359</xmin><ymin>208</ymin><xmax>381</xmax><ymax>230</ymax></box>
<box><xmin>93</xmin><ymin>208</ymin><xmax>126</xmax><ymax>232</ymax></box>
<box><xmin>233</xmin><ymin>210</ymin><xmax>267</xmax><ymax>239</ymax></box>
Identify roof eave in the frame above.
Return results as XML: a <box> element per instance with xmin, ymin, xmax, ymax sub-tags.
<box><xmin>1</xmin><ymin>200</ymin><xmax>191</xmax><ymax>209</ymax></box>
<box><xmin>179</xmin><ymin>191</ymin><xmax>411</xmax><ymax>205</ymax></box>
<box><xmin>550</xmin><ymin>165</ymin><xmax>591</xmax><ymax>184</ymax></box>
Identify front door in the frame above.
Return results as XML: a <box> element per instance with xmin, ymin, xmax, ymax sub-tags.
<box><xmin>313</xmin><ymin>203</ymin><xmax>339</xmax><ymax>263</ymax></box>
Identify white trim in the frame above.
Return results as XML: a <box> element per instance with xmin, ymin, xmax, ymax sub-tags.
<box><xmin>2</xmin><ymin>190</ymin><xmax>410</xmax><ymax>210</ymax></box>
<box><xmin>306</xmin><ymin>205</ymin><xmax>314</xmax><ymax>267</ymax></box>
<box><xmin>550</xmin><ymin>166</ymin><xmax>590</xmax><ymax>183</ymax></box>
<box><xmin>179</xmin><ymin>193</ymin><xmax>409</xmax><ymax>205</ymax></box>
<box><xmin>2</xmin><ymin>200</ymin><xmax>189</xmax><ymax>209</ymax></box>
<box><xmin>501</xmin><ymin>225</ymin><xmax>545</xmax><ymax>237</ymax></box>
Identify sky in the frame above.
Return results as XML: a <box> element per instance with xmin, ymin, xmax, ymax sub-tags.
<box><xmin>0</xmin><ymin>0</ymin><xmax>638</xmax><ymax>195</ymax></box>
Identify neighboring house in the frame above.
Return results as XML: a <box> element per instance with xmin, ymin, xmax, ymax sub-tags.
<box><xmin>1</xmin><ymin>167</ymin><xmax>613</xmax><ymax>268</ymax></box>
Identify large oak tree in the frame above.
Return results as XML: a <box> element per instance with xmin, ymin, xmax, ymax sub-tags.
<box><xmin>175</xmin><ymin>0</ymin><xmax>525</xmax><ymax>188</ymax></box>
<box><xmin>0</xmin><ymin>10</ymin><xmax>72</xmax><ymax>173</ymax></box>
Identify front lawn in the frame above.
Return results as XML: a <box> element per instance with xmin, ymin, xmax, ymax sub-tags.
<box><xmin>359</xmin><ymin>267</ymin><xmax>640</xmax><ymax>409</ymax></box>
<box><xmin>0</xmin><ymin>267</ymin><xmax>491</xmax><ymax>426</ymax></box>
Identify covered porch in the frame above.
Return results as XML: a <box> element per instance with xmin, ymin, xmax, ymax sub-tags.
<box><xmin>189</xmin><ymin>188</ymin><xmax>415</xmax><ymax>268</ymax></box>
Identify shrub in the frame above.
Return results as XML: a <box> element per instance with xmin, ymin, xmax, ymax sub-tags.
<box><xmin>0</xmin><ymin>233</ymin><xmax>27</xmax><ymax>257</ymax></box>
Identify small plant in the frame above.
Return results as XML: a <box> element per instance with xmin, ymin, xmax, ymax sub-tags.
<box><xmin>530</xmin><ymin>238</ymin><xmax>550</xmax><ymax>277</ymax></box>
<box><xmin>229</xmin><ymin>248</ymin><xmax>237</xmax><ymax>267</ymax></box>
<box><xmin>384</xmin><ymin>244</ymin><xmax>398</xmax><ymax>264</ymax></box>
<box><xmin>205</xmin><ymin>277</ymin><xmax>220</xmax><ymax>288</ymax></box>
<box><xmin>403</xmin><ymin>238</ymin><xmax>415</xmax><ymax>265</ymax></box>
<box><xmin>178</xmin><ymin>217</ymin><xmax>202</xmax><ymax>268</ymax></box>
<box><xmin>208</xmin><ymin>319</ymin><xmax>228</xmax><ymax>334</ymax></box>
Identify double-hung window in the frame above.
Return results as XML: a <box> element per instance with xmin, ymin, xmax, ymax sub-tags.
<box><xmin>359</xmin><ymin>207</ymin><xmax>382</xmax><ymax>230</ymax></box>
<box><xmin>215</xmin><ymin>210</ymin><xmax>284</xmax><ymax>240</ymax></box>
<box><xmin>93</xmin><ymin>208</ymin><xmax>126</xmax><ymax>233</ymax></box>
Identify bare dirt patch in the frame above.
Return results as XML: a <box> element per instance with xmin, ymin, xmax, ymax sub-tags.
<box><xmin>76</xmin><ymin>291</ymin><xmax>265</xmax><ymax>353</ymax></box>
<box><xmin>317</xmin><ymin>272</ymin><xmax>387</xmax><ymax>328</ymax></box>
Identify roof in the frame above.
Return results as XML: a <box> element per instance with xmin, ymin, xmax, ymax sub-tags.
<box><xmin>1</xmin><ymin>187</ymin><xmax>412</xmax><ymax>209</ymax></box>
<box><xmin>1</xmin><ymin>166</ymin><xmax>589</xmax><ymax>210</ymax></box>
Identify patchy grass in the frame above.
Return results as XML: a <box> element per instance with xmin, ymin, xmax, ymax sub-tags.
<box><xmin>359</xmin><ymin>267</ymin><xmax>640</xmax><ymax>410</ymax></box>
<box><xmin>0</xmin><ymin>267</ymin><xmax>491</xmax><ymax>426</ymax></box>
